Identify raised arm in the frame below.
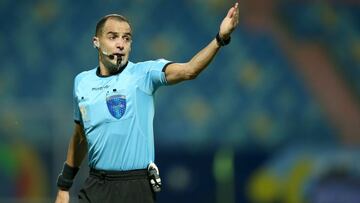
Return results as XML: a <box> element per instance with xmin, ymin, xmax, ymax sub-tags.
<box><xmin>164</xmin><ymin>2</ymin><xmax>239</xmax><ymax>84</ymax></box>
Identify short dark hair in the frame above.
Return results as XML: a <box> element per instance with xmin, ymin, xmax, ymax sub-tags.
<box><xmin>95</xmin><ymin>14</ymin><xmax>131</xmax><ymax>36</ymax></box>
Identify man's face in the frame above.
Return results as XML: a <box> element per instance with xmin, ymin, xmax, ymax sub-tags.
<box><xmin>94</xmin><ymin>18</ymin><xmax>132</xmax><ymax>71</ymax></box>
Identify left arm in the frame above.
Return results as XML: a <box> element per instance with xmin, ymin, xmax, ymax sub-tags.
<box><xmin>165</xmin><ymin>2</ymin><xmax>239</xmax><ymax>85</ymax></box>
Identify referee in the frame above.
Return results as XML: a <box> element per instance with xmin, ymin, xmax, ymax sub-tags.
<box><xmin>55</xmin><ymin>2</ymin><xmax>239</xmax><ymax>203</ymax></box>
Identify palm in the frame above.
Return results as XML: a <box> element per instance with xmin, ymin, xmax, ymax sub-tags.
<box><xmin>219</xmin><ymin>2</ymin><xmax>240</xmax><ymax>38</ymax></box>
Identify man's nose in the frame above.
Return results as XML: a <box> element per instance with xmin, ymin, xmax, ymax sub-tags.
<box><xmin>116</xmin><ymin>40</ymin><xmax>125</xmax><ymax>50</ymax></box>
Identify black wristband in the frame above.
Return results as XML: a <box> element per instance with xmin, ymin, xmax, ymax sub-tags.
<box><xmin>57</xmin><ymin>174</ymin><xmax>74</xmax><ymax>191</ymax></box>
<box><xmin>216</xmin><ymin>33</ymin><xmax>231</xmax><ymax>46</ymax></box>
<box><xmin>57</xmin><ymin>163</ymin><xmax>79</xmax><ymax>191</ymax></box>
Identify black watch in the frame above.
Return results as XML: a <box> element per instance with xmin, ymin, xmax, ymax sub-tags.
<box><xmin>216</xmin><ymin>33</ymin><xmax>231</xmax><ymax>46</ymax></box>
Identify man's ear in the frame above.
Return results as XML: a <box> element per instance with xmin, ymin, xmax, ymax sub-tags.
<box><xmin>93</xmin><ymin>37</ymin><xmax>99</xmax><ymax>48</ymax></box>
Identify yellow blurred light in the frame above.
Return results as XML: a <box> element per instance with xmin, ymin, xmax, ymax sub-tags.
<box><xmin>247</xmin><ymin>169</ymin><xmax>281</xmax><ymax>203</ymax></box>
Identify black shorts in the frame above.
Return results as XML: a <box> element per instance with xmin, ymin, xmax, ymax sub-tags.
<box><xmin>78</xmin><ymin>168</ymin><xmax>156</xmax><ymax>203</ymax></box>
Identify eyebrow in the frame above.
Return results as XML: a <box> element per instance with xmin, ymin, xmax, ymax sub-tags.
<box><xmin>106</xmin><ymin>31</ymin><xmax>132</xmax><ymax>36</ymax></box>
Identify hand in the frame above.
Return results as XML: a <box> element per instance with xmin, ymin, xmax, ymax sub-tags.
<box><xmin>219</xmin><ymin>1</ymin><xmax>240</xmax><ymax>39</ymax></box>
<box><xmin>55</xmin><ymin>190</ymin><xmax>70</xmax><ymax>203</ymax></box>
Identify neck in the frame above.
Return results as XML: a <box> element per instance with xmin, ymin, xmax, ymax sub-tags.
<box><xmin>98</xmin><ymin>60</ymin><xmax>128</xmax><ymax>77</ymax></box>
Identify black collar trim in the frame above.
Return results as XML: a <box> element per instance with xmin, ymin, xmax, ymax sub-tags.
<box><xmin>96</xmin><ymin>61</ymin><xmax>129</xmax><ymax>78</ymax></box>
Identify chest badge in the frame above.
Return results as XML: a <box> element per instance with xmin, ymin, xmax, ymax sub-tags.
<box><xmin>106</xmin><ymin>89</ymin><xmax>126</xmax><ymax>119</ymax></box>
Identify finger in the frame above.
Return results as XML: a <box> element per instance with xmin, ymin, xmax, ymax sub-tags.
<box><xmin>234</xmin><ymin>2</ymin><xmax>239</xmax><ymax>15</ymax></box>
<box><xmin>235</xmin><ymin>9</ymin><xmax>239</xmax><ymax>22</ymax></box>
<box><xmin>230</xmin><ymin>2</ymin><xmax>239</xmax><ymax>18</ymax></box>
<box><xmin>227</xmin><ymin>7</ymin><xmax>235</xmax><ymax>18</ymax></box>
<box><xmin>234</xmin><ymin>3</ymin><xmax>240</xmax><ymax>20</ymax></box>
<box><xmin>231</xmin><ymin>15</ymin><xmax>239</xmax><ymax>27</ymax></box>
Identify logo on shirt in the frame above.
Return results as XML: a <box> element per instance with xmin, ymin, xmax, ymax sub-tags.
<box><xmin>92</xmin><ymin>85</ymin><xmax>110</xmax><ymax>91</ymax></box>
<box><xmin>106</xmin><ymin>93</ymin><xmax>126</xmax><ymax>119</ymax></box>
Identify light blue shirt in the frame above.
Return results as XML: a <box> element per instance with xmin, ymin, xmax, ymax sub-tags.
<box><xmin>73</xmin><ymin>59</ymin><xmax>171</xmax><ymax>170</ymax></box>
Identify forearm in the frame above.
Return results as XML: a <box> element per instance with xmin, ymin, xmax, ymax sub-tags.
<box><xmin>65</xmin><ymin>131</ymin><xmax>87</xmax><ymax>168</ymax></box>
<box><xmin>186</xmin><ymin>38</ymin><xmax>221</xmax><ymax>77</ymax></box>
<box><xmin>164</xmin><ymin>2</ymin><xmax>239</xmax><ymax>84</ymax></box>
<box><xmin>56</xmin><ymin>124</ymin><xmax>87</xmax><ymax>191</ymax></box>
<box><xmin>183</xmin><ymin>1</ymin><xmax>238</xmax><ymax>79</ymax></box>
<box><xmin>165</xmin><ymin>38</ymin><xmax>221</xmax><ymax>84</ymax></box>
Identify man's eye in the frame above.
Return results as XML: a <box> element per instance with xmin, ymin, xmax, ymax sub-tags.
<box><xmin>123</xmin><ymin>36</ymin><xmax>131</xmax><ymax>42</ymax></box>
<box><xmin>109</xmin><ymin>36</ymin><xmax>116</xmax><ymax>40</ymax></box>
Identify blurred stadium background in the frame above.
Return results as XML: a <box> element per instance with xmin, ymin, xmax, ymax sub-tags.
<box><xmin>0</xmin><ymin>0</ymin><xmax>359</xmax><ymax>202</ymax></box>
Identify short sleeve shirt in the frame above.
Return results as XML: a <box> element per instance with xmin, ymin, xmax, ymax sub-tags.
<box><xmin>73</xmin><ymin>59</ymin><xmax>171</xmax><ymax>170</ymax></box>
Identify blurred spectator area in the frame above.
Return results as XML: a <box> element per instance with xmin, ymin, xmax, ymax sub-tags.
<box><xmin>0</xmin><ymin>0</ymin><xmax>359</xmax><ymax>202</ymax></box>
